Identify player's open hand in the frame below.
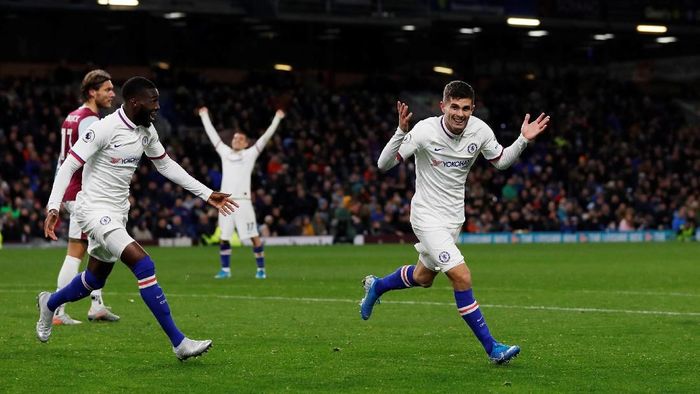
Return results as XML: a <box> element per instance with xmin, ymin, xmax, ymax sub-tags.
<box><xmin>275</xmin><ymin>109</ymin><xmax>286</xmax><ymax>119</ymax></box>
<box><xmin>207</xmin><ymin>192</ymin><xmax>239</xmax><ymax>216</ymax></box>
<box><xmin>44</xmin><ymin>209</ymin><xmax>59</xmax><ymax>241</ymax></box>
<box><xmin>520</xmin><ymin>112</ymin><xmax>550</xmax><ymax>140</ymax></box>
<box><xmin>397</xmin><ymin>101</ymin><xmax>413</xmax><ymax>132</ymax></box>
<box><xmin>198</xmin><ymin>107</ymin><xmax>209</xmax><ymax>116</ymax></box>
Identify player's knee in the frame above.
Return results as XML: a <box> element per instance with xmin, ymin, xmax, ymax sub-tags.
<box><xmin>415</xmin><ymin>277</ymin><xmax>434</xmax><ymax>288</ymax></box>
<box><xmin>452</xmin><ymin>275</ymin><xmax>472</xmax><ymax>290</ymax></box>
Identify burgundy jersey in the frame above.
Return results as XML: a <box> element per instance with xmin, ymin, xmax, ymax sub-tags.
<box><xmin>59</xmin><ymin>106</ymin><xmax>99</xmax><ymax>201</ymax></box>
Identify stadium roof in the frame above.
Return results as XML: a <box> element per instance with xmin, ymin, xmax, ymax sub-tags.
<box><xmin>1</xmin><ymin>0</ymin><xmax>698</xmax><ymax>74</ymax></box>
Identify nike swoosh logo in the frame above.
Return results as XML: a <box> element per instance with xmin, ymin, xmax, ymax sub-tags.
<box><xmin>114</xmin><ymin>141</ymin><xmax>137</xmax><ymax>148</ymax></box>
<box><xmin>433</xmin><ymin>148</ymin><xmax>445</xmax><ymax>152</ymax></box>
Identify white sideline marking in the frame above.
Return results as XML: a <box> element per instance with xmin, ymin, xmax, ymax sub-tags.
<box><xmin>475</xmin><ymin>287</ymin><xmax>700</xmax><ymax>298</ymax></box>
<box><xmin>4</xmin><ymin>283</ymin><xmax>699</xmax><ymax>298</ymax></box>
<box><xmin>3</xmin><ymin>288</ymin><xmax>699</xmax><ymax>317</ymax></box>
<box><xmin>0</xmin><ymin>283</ymin><xmax>700</xmax><ymax>298</ymax></box>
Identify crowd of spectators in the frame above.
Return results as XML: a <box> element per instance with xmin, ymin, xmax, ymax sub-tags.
<box><xmin>0</xmin><ymin>69</ymin><xmax>698</xmax><ymax>244</ymax></box>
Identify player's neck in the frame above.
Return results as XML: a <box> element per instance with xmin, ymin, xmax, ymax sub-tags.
<box><xmin>441</xmin><ymin>117</ymin><xmax>466</xmax><ymax>137</ymax></box>
<box><xmin>122</xmin><ymin>105</ymin><xmax>141</xmax><ymax>126</ymax></box>
<box><xmin>445</xmin><ymin>126</ymin><xmax>465</xmax><ymax>136</ymax></box>
<box><xmin>84</xmin><ymin>100</ymin><xmax>99</xmax><ymax>114</ymax></box>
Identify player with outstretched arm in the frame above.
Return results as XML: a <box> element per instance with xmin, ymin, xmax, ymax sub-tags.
<box><xmin>360</xmin><ymin>81</ymin><xmax>549</xmax><ymax>364</ymax></box>
<box><xmin>38</xmin><ymin>77</ymin><xmax>237</xmax><ymax>360</ymax></box>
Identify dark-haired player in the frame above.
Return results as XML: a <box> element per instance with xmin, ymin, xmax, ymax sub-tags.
<box><xmin>38</xmin><ymin>77</ymin><xmax>238</xmax><ymax>360</ymax></box>
<box><xmin>362</xmin><ymin>81</ymin><xmax>550</xmax><ymax>364</ymax></box>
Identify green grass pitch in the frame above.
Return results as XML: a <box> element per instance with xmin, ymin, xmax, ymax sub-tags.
<box><xmin>0</xmin><ymin>243</ymin><xmax>698</xmax><ymax>392</ymax></box>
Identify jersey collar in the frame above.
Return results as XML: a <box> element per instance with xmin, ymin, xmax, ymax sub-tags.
<box><xmin>440</xmin><ymin>116</ymin><xmax>464</xmax><ymax>140</ymax></box>
<box><xmin>117</xmin><ymin>105</ymin><xmax>137</xmax><ymax>130</ymax></box>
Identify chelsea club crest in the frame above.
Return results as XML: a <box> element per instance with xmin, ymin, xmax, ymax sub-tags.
<box><xmin>439</xmin><ymin>251</ymin><xmax>450</xmax><ymax>263</ymax></box>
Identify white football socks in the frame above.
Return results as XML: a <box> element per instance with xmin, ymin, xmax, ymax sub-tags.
<box><xmin>55</xmin><ymin>255</ymin><xmax>81</xmax><ymax>316</ymax></box>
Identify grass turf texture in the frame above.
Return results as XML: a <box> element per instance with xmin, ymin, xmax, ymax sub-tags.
<box><xmin>0</xmin><ymin>243</ymin><xmax>698</xmax><ymax>392</ymax></box>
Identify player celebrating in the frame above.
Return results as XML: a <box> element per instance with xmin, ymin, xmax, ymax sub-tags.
<box><xmin>38</xmin><ymin>77</ymin><xmax>238</xmax><ymax>360</ymax></box>
<box><xmin>52</xmin><ymin>69</ymin><xmax>120</xmax><ymax>325</ymax></box>
<box><xmin>198</xmin><ymin>107</ymin><xmax>285</xmax><ymax>279</ymax></box>
<box><xmin>361</xmin><ymin>81</ymin><xmax>549</xmax><ymax>364</ymax></box>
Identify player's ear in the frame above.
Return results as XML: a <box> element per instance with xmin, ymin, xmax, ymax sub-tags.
<box><xmin>439</xmin><ymin>101</ymin><xmax>445</xmax><ymax>113</ymax></box>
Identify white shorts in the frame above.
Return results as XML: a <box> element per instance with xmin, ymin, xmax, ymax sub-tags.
<box><xmin>219</xmin><ymin>199</ymin><xmax>259</xmax><ymax>240</ymax></box>
<box><xmin>63</xmin><ymin>201</ymin><xmax>87</xmax><ymax>241</ymax></box>
<box><xmin>75</xmin><ymin>209</ymin><xmax>133</xmax><ymax>263</ymax></box>
<box><xmin>412</xmin><ymin>225</ymin><xmax>465</xmax><ymax>272</ymax></box>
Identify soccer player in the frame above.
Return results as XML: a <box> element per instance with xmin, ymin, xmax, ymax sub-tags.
<box><xmin>38</xmin><ymin>77</ymin><xmax>238</xmax><ymax>360</ymax></box>
<box><xmin>361</xmin><ymin>81</ymin><xmax>549</xmax><ymax>364</ymax></box>
<box><xmin>52</xmin><ymin>69</ymin><xmax>120</xmax><ymax>325</ymax></box>
<box><xmin>198</xmin><ymin>106</ymin><xmax>285</xmax><ymax>279</ymax></box>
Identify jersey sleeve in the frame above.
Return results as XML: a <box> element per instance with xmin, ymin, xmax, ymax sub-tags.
<box><xmin>480</xmin><ymin>125</ymin><xmax>504</xmax><ymax>161</ymax></box>
<box><xmin>69</xmin><ymin>122</ymin><xmax>111</xmax><ymax>164</ymax></box>
<box><xmin>252</xmin><ymin>114</ymin><xmax>283</xmax><ymax>158</ymax></box>
<box><xmin>200</xmin><ymin>111</ymin><xmax>232</xmax><ymax>157</ymax></box>
<box><xmin>77</xmin><ymin>116</ymin><xmax>99</xmax><ymax>138</ymax></box>
<box><xmin>144</xmin><ymin>126</ymin><xmax>167</xmax><ymax>160</ymax></box>
<box><xmin>397</xmin><ymin>125</ymin><xmax>425</xmax><ymax>161</ymax></box>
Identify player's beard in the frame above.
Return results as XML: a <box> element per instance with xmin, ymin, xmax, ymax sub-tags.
<box><xmin>137</xmin><ymin>107</ymin><xmax>159</xmax><ymax>126</ymax></box>
<box><xmin>134</xmin><ymin>110</ymin><xmax>153</xmax><ymax>127</ymax></box>
<box><xmin>97</xmin><ymin>96</ymin><xmax>112</xmax><ymax>110</ymax></box>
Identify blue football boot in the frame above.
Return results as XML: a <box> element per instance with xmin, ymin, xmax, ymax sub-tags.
<box><xmin>359</xmin><ymin>275</ymin><xmax>381</xmax><ymax>320</ymax></box>
<box><xmin>489</xmin><ymin>342</ymin><xmax>521</xmax><ymax>364</ymax></box>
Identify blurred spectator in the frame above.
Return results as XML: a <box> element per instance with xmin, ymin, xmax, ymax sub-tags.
<box><xmin>132</xmin><ymin>220</ymin><xmax>154</xmax><ymax>242</ymax></box>
<box><xmin>154</xmin><ymin>218</ymin><xmax>175</xmax><ymax>239</ymax></box>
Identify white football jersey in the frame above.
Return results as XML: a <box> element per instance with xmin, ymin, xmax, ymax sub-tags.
<box><xmin>215</xmin><ymin>145</ymin><xmax>260</xmax><ymax>200</ymax></box>
<box><xmin>69</xmin><ymin>106</ymin><xmax>166</xmax><ymax>212</ymax></box>
<box><xmin>202</xmin><ymin>113</ymin><xmax>281</xmax><ymax>200</ymax></box>
<box><xmin>398</xmin><ymin>115</ymin><xmax>504</xmax><ymax>228</ymax></box>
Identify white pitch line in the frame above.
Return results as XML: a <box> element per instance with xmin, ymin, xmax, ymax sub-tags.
<box><xmin>3</xmin><ymin>289</ymin><xmax>699</xmax><ymax>317</ymax></box>
<box><xmin>3</xmin><ymin>284</ymin><xmax>699</xmax><ymax>298</ymax></box>
<box><xmin>475</xmin><ymin>287</ymin><xmax>700</xmax><ymax>298</ymax></box>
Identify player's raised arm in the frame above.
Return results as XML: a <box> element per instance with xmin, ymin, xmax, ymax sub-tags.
<box><xmin>486</xmin><ymin>112</ymin><xmax>550</xmax><ymax>170</ymax></box>
<box><xmin>377</xmin><ymin>101</ymin><xmax>414</xmax><ymax>172</ymax></box>
<box><xmin>198</xmin><ymin>107</ymin><xmax>231</xmax><ymax>156</ymax></box>
<box><xmin>520</xmin><ymin>112</ymin><xmax>549</xmax><ymax>140</ymax></box>
<box><xmin>253</xmin><ymin>109</ymin><xmax>285</xmax><ymax>153</ymax></box>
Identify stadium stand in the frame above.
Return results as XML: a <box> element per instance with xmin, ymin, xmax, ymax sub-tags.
<box><xmin>0</xmin><ymin>70</ymin><xmax>697</xmax><ymax>244</ymax></box>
